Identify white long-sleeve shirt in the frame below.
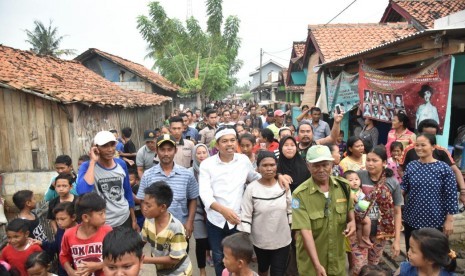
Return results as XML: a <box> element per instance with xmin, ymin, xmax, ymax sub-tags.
<box><xmin>238</xmin><ymin>180</ymin><xmax>292</xmax><ymax>250</ymax></box>
<box><xmin>199</xmin><ymin>153</ymin><xmax>261</xmax><ymax>229</ymax></box>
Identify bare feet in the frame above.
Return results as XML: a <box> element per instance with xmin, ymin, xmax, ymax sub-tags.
<box><xmin>359</xmin><ymin>236</ymin><xmax>373</xmax><ymax>248</ymax></box>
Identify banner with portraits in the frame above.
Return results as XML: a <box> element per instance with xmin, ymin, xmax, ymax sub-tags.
<box><xmin>326</xmin><ymin>71</ymin><xmax>359</xmax><ymax>115</ymax></box>
<box><xmin>358</xmin><ymin>57</ymin><xmax>451</xmax><ymax>133</ymax></box>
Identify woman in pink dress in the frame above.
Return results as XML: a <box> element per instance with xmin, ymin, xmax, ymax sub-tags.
<box><xmin>386</xmin><ymin>112</ymin><xmax>416</xmax><ymax>157</ymax></box>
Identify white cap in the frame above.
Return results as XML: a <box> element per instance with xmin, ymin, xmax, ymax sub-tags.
<box><xmin>94</xmin><ymin>131</ymin><xmax>117</xmax><ymax>146</ymax></box>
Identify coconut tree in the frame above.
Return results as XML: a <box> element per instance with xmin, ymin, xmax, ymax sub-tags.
<box><xmin>25</xmin><ymin>20</ymin><xmax>76</xmax><ymax>57</ymax></box>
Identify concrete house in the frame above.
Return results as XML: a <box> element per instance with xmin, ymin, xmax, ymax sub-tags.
<box><xmin>249</xmin><ymin>60</ymin><xmax>285</xmax><ymax>102</ymax></box>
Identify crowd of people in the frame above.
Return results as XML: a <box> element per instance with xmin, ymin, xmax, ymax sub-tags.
<box><xmin>1</xmin><ymin>101</ymin><xmax>464</xmax><ymax>276</ymax></box>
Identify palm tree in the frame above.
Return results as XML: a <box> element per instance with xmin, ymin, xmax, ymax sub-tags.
<box><xmin>25</xmin><ymin>20</ymin><xmax>76</xmax><ymax>57</ymax></box>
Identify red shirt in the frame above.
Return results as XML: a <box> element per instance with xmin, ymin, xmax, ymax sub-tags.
<box><xmin>60</xmin><ymin>224</ymin><xmax>112</xmax><ymax>276</ymax></box>
<box><xmin>252</xmin><ymin>141</ymin><xmax>279</xmax><ymax>154</ymax></box>
<box><xmin>0</xmin><ymin>243</ymin><xmax>42</xmax><ymax>276</ymax></box>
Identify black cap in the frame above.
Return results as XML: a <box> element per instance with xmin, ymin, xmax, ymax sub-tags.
<box><xmin>267</xmin><ymin>109</ymin><xmax>274</xmax><ymax>117</ymax></box>
<box><xmin>144</xmin><ymin>130</ymin><xmax>156</xmax><ymax>141</ymax></box>
<box><xmin>156</xmin><ymin>134</ymin><xmax>176</xmax><ymax>147</ymax></box>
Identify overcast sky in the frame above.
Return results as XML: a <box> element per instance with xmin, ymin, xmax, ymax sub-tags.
<box><xmin>0</xmin><ymin>0</ymin><xmax>389</xmax><ymax>85</ymax></box>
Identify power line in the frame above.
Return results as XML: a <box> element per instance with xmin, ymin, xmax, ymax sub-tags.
<box><xmin>325</xmin><ymin>0</ymin><xmax>358</xmax><ymax>25</ymax></box>
<box><xmin>265</xmin><ymin>46</ymin><xmax>292</xmax><ymax>54</ymax></box>
<box><xmin>262</xmin><ymin>51</ymin><xmax>289</xmax><ymax>62</ymax></box>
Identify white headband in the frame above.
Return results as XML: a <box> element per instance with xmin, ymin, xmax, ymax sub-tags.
<box><xmin>215</xmin><ymin>128</ymin><xmax>236</xmax><ymax>140</ymax></box>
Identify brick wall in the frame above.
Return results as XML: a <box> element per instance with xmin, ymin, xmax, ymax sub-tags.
<box><xmin>1</xmin><ymin>171</ymin><xmax>56</xmax><ymax>218</ymax></box>
<box><xmin>451</xmin><ymin>212</ymin><xmax>465</xmax><ymax>240</ymax></box>
<box><xmin>114</xmin><ymin>81</ymin><xmax>148</xmax><ymax>93</ymax></box>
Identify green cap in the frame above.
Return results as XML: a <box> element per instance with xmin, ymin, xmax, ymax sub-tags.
<box><xmin>306</xmin><ymin>145</ymin><xmax>335</xmax><ymax>163</ymax></box>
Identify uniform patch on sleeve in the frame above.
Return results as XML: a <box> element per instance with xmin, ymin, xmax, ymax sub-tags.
<box><xmin>292</xmin><ymin>198</ymin><xmax>300</xmax><ymax>209</ymax></box>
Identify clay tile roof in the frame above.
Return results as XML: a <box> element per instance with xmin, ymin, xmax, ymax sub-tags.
<box><xmin>75</xmin><ymin>48</ymin><xmax>179</xmax><ymax>92</ymax></box>
<box><xmin>293</xmin><ymin>41</ymin><xmax>306</xmax><ymax>58</ymax></box>
<box><xmin>0</xmin><ymin>45</ymin><xmax>171</xmax><ymax>107</ymax></box>
<box><xmin>394</xmin><ymin>0</ymin><xmax>465</xmax><ymax>29</ymax></box>
<box><xmin>308</xmin><ymin>23</ymin><xmax>417</xmax><ymax>62</ymax></box>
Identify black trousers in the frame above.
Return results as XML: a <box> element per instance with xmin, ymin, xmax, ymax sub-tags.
<box><xmin>254</xmin><ymin>244</ymin><xmax>291</xmax><ymax>276</ymax></box>
<box><xmin>403</xmin><ymin>222</ymin><xmax>443</xmax><ymax>252</ymax></box>
<box><xmin>195</xmin><ymin>238</ymin><xmax>210</xmax><ymax>268</ymax></box>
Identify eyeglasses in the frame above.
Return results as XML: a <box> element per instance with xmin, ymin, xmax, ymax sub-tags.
<box><xmin>324</xmin><ymin>197</ymin><xmax>331</xmax><ymax>218</ymax></box>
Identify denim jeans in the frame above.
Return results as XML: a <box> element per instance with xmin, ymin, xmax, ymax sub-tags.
<box><xmin>206</xmin><ymin>220</ymin><xmax>238</xmax><ymax>276</ymax></box>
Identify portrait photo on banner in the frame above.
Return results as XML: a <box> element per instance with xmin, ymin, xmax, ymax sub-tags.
<box><xmin>358</xmin><ymin>57</ymin><xmax>451</xmax><ymax>134</ymax></box>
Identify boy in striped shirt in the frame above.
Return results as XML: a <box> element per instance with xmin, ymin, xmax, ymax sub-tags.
<box><xmin>141</xmin><ymin>181</ymin><xmax>192</xmax><ymax>275</ymax></box>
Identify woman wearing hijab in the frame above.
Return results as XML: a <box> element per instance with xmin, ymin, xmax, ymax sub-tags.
<box><xmin>277</xmin><ymin>136</ymin><xmax>311</xmax><ymax>193</ymax></box>
<box><xmin>277</xmin><ymin>136</ymin><xmax>311</xmax><ymax>276</ymax></box>
<box><xmin>190</xmin><ymin>143</ymin><xmax>212</xmax><ymax>276</ymax></box>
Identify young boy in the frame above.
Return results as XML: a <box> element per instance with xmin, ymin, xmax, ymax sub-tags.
<box><xmin>221</xmin><ymin>232</ymin><xmax>258</xmax><ymax>276</ymax></box>
<box><xmin>44</xmin><ymin>155</ymin><xmax>79</xmax><ymax>202</ymax></box>
<box><xmin>12</xmin><ymin>190</ymin><xmax>48</xmax><ymax>242</ymax></box>
<box><xmin>0</xmin><ymin>218</ymin><xmax>42</xmax><ymax>276</ymax></box>
<box><xmin>129</xmin><ymin>170</ymin><xmax>144</xmax><ymax>229</ymax></box>
<box><xmin>141</xmin><ymin>181</ymin><xmax>192</xmax><ymax>275</ymax></box>
<box><xmin>102</xmin><ymin>227</ymin><xmax>144</xmax><ymax>276</ymax></box>
<box><xmin>60</xmin><ymin>193</ymin><xmax>112</xmax><ymax>276</ymax></box>
<box><xmin>344</xmin><ymin>170</ymin><xmax>372</xmax><ymax>248</ymax></box>
<box><xmin>47</xmin><ymin>173</ymin><xmax>77</xmax><ymax>233</ymax></box>
<box><xmin>35</xmin><ymin>202</ymin><xmax>77</xmax><ymax>276</ymax></box>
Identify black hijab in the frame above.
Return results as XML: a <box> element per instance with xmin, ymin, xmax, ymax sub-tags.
<box><xmin>277</xmin><ymin>136</ymin><xmax>311</xmax><ymax>192</ymax></box>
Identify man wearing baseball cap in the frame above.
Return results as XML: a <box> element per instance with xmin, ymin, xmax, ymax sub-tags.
<box><xmin>136</xmin><ymin>134</ymin><xmax>198</xmax><ymax>239</ymax></box>
<box><xmin>291</xmin><ymin>145</ymin><xmax>355</xmax><ymax>276</ymax></box>
<box><xmin>77</xmin><ymin>131</ymin><xmax>137</xmax><ymax>230</ymax></box>
<box><xmin>267</xmin><ymin>109</ymin><xmax>286</xmax><ymax>140</ymax></box>
<box><xmin>135</xmin><ymin>130</ymin><xmax>158</xmax><ymax>179</ymax></box>
<box><xmin>262</xmin><ymin>109</ymin><xmax>275</xmax><ymax>128</ymax></box>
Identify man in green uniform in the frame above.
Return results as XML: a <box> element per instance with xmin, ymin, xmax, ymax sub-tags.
<box><xmin>292</xmin><ymin>145</ymin><xmax>356</xmax><ymax>276</ymax></box>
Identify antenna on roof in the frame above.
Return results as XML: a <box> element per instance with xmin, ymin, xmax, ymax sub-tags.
<box><xmin>325</xmin><ymin>0</ymin><xmax>358</xmax><ymax>25</ymax></box>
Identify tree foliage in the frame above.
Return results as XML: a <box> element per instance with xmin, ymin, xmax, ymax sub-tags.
<box><xmin>241</xmin><ymin>92</ymin><xmax>253</xmax><ymax>101</ymax></box>
<box><xmin>25</xmin><ymin>20</ymin><xmax>76</xmax><ymax>57</ymax></box>
<box><xmin>137</xmin><ymin>0</ymin><xmax>242</xmax><ymax>101</ymax></box>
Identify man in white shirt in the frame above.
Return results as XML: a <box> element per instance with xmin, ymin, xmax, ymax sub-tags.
<box><xmin>260</xmin><ymin>105</ymin><xmax>268</xmax><ymax>126</ymax></box>
<box><xmin>219</xmin><ymin>110</ymin><xmax>235</xmax><ymax>126</ymax></box>
<box><xmin>199</xmin><ymin>126</ymin><xmax>261</xmax><ymax>276</ymax></box>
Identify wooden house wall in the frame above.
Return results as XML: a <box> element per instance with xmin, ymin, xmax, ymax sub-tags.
<box><xmin>71</xmin><ymin>103</ymin><xmax>168</xmax><ymax>163</ymax></box>
<box><xmin>0</xmin><ymin>87</ymin><xmax>72</xmax><ymax>172</ymax></box>
<box><xmin>0</xmin><ymin>87</ymin><xmax>170</xmax><ymax>173</ymax></box>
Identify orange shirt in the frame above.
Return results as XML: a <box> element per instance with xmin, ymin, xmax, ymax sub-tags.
<box><xmin>252</xmin><ymin>141</ymin><xmax>279</xmax><ymax>154</ymax></box>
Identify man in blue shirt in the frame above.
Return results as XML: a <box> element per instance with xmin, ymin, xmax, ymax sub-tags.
<box><xmin>77</xmin><ymin>131</ymin><xmax>136</xmax><ymax>229</ymax></box>
<box><xmin>137</xmin><ymin>134</ymin><xmax>198</xmax><ymax>239</ymax></box>
<box><xmin>109</xmin><ymin>129</ymin><xmax>124</xmax><ymax>157</ymax></box>
<box><xmin>180</xmin><ymin>112</ymin><xmax>199</xmax><ymax>143</ymax></box>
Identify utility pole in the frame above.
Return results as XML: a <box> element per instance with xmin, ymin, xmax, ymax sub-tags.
<box><xmin>259</xmin><ymin>48</ymin><xmax>263</xmax><ymax>101</ymax></box>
